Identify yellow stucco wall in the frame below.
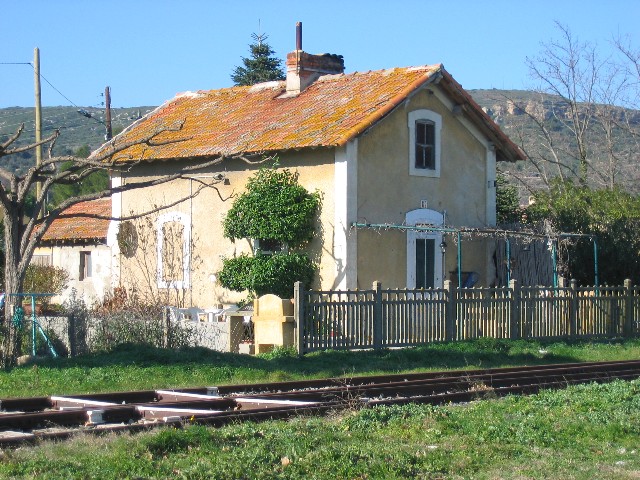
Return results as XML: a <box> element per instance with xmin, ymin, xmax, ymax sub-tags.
<box><xmin>117</xmin><ymin>150</ymin><xmax>336</xmax><ymax>308</ymax></box>
<box><xmin>355</xmin><ymin>86</ymin><xmax>493</xmax><ymax>288</ymax></box>
<box><xmin>117</xmin><ymin>84</ymin><xmax>499</xmax><ymax>306</ymax></box>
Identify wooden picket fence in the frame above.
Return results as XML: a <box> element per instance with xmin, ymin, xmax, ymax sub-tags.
<box><xmin>294</xmin><ymin>280</ymin><xmax>640</xmax><ymax>354</ymax></box>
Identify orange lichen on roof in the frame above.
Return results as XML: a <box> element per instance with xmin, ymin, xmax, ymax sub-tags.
<box><xmin>41</xmin><ymin>198</ymin><xmax>111</xmax><ymax>243</ymax></box>
<box><xmin>95</xmin><ymin>63</ymin><xmax>525</xmax><ymax>163</ymax></box>
<box><xmin>99</xmin><ymin>65</ymin><xmax>443</xmax><ymax>162</ymax></box>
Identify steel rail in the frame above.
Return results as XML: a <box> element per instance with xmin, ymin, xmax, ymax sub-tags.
<box><xmin>237</xmin><ymin>361</ymin><xmax>640</xmax><ymax>402</ymax></box>
<box><xmin>0</xmin><ymin>360</ymin><xmax>638</xmax><ymax>447</ymax></box>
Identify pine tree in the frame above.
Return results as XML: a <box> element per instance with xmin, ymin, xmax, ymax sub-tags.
<box><xmin>231</xmin><ymin>33</ymin><xmax>285</xmax><ymax>86</ymax></box>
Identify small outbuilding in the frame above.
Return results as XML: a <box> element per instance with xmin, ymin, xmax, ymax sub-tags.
<box><xmin>32</xmin><ymin>198</ymin><xmax>114</xmax><ymax>306</ymax></box>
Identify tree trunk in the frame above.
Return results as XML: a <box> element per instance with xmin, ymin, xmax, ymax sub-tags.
<box><xmin>1</xmin><ymin>213</ymin><xmax>25</xmax><ymax>368</ymax></box>
<box><xmin>2</xmin><ymin>269</ymin><xmax>21</xmax><ymax>368</ymax></box>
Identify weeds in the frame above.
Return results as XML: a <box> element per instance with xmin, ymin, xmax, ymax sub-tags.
<box><xmin>0</xmin><ymin>339</ymin><xmax>639</xmax><ymax>477</ymax></box>
<box><xmin>256</xmin><ymin>345</ymin><xmax>297</xmax><ymax>360</ymax></box>
<box><xmin>61</xmin><ymin>290</ymin><xmax>202</xmax><ymax>355</ymax></box>
<box><xmin>3</xmin><ymin>338</ymin><xmax>640</xmax><ymax>398</ymax></box>
<box><xmin>2</xmin><ymin>380</ymin><xmax>638</xmax><ymax>479</ymax></box>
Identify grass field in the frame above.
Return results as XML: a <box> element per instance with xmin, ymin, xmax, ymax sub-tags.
<box><xmin>0</xmin><ymin>338</ymin><xmax>639</xmax><ymax>479</ymax></box>
<box><xmin>2</xmin><ymin>338</ymin><xmax>640</xmax><ymax>398</ymax></box>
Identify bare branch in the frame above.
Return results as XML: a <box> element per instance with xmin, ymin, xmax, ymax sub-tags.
<box><xmin>509</xmin><ymin>23</ymin><xmax>639</xmax><ymax>193</ymax></box>
<box><xmin>0</xmin><ymin>124</ymin><xmax>25</xmax><ymax>152</ymax></box>
<box><xmin>3</xmin><ymin>129</ymin><xmax>60</xmax><ymax>156</ymax></box>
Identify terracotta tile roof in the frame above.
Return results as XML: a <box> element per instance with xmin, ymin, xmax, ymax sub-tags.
<box><xmin>41</xmin><ymin>198</ymin><xmax>111</xmax><ymax>244</ymax></box>
<box><xmin>98</xmin><ymin>64</ymin><xmax>523</xmax><ymax>163</ymax></box>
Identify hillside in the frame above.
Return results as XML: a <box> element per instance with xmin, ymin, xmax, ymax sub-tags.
<box><xmin>0</xmin><ymin>106</ymin><xmax>155</xmax><ymax>173</ymax></box>
<box><xmin>470</xmin><ymin>88</ymin><xmax>640</xmax><ymax>140</ymax></box>
<box><xmin>471</xmin><ymin>89</ymin><xmax>640</xmax><ymax>195</ymax></box>
<box><xmin>1</xmin><ymin>90</ymin><xmax>639</xmax><ymax>192</ymax></box>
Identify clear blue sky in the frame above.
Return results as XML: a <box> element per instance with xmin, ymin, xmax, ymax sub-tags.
<box><xmin>1</xmin><ymin>0</ymin><xmax>637</xmax><ymax>108</ymax></box>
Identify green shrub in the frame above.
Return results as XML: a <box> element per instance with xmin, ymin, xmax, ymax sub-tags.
<box><xmin>89</xmin><ymin>306</ymin><xmax>200</xmax><ymax>353</ymax></box>
<box><xmin>252</xmin><ymin>253</ymin><xmax>315</xmax><ymax>297</ymax></box>
<box><xmin>23</xmin><ymin>264</ymin><xmax>69</xmax><ymax>295</ymax></box>
<box><xmin>496</xmin><ymin>172</ymin><xmax>522</xmax><ymax>224</ymax></box>
<box><xmin>217</xmin><ymin>254</ymin><xmax>254</xmax><ymax>292</ymax></box>
<box><xmin>223</xmin><ymin>167</ymin><xmax>320</xmax><ymax>246</ymax></box>
<box><xmin>526</xmin><ymin>181</ymin><xmax>640</xmax><ymax>284</ymax></box>
<box><xmin>257</xmin><ymin>345</ymin><xmax>297</xmax><ymax>359</ymax></box>
<box><xmin>219</xmin><ymin>163</ymin><xmax>320</xmax><ymax>298</ymax></box>
<box><xmin>63</xmin><ymin>289</ymin><xmax>90</xmax><ymax>356</ymax></box>
<box><xmin>219</xmin><ymin>253</ymin><xmax>315</xmax><ymax>299</ymax></box>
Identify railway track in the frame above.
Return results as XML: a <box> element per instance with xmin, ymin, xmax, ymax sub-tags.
<box><xmin>1</xmin><ymin>359</ymin><xmax>639</xmax><ymax>447</ymax></box>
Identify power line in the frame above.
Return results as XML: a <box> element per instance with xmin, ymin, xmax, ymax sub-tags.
<box><xmin>3</xmin><ymin>60</ymin><xmax>125</xmax><ymax>120</ymax></box>
<box><xmin>0</xmin><ymin>117</ymin><xmax>84</xmax><ymax>132</ymax></box>
<box><xmin>36</xmin><ymin>70</ymin><xmax>81</xmax><ymax>108</ymax></box>
<box><xmin>2</xmin><ymin>60</ymin><xmax>81</xmax><ymax>108</ymax></box>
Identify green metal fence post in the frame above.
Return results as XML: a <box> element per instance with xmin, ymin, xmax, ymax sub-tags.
<box><xmin>593</xmin><ymin>237</ymin><xmax>599</xmax><ymax>288</ymax></box>
<box><xmin>570</xmin><ymin>279</ymin><xmax>578</xmax><ymax>339</ymax></box>
<box><xmin>30</xmin><ymin>295</ymin><xmax>37</xmax><ymax>357</ymax></box>
<box><xmin>444</xmin><ymin>280</ymin><xmax>454</xmax><ymax>341</ymax></box>
<box><xmin>506</xmin><ymin>237</ymin><xmax>511</xmax><ymax>286</ymax></box>
<box><xmin>457</xmin><ymin>232</ymin><xmax>462</xmax><ymax>288</ymax></box>
<box><xmin>552</xmin><ymin>240</ymin><xmax>559</xmax><ymax>289</ymax></box>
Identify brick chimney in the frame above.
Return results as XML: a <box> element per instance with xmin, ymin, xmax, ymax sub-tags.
<box><xmin>286</xmin><ymin>22</ymin><xmax>345</xmax><ymax>94</ymax></box>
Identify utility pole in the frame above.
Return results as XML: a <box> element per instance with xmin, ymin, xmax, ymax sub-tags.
<box><xmin>104</xmin><ymin>86</ymin><xmax>112</xmax><ymax>140</ymax></box>
<box><xmin>34</xmin><ymin>47</ymin><xmax>44</xmax><ymax>218</ymax></box>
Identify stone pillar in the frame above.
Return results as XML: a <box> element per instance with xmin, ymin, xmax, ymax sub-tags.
<box><xmin>252</xmin><ymin>294</ymin><xmax>295</xmax><ymax>354</ymax></box>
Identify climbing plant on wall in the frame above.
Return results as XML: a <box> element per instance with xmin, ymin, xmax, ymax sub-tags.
<box><xmin>219</xmin><ymin>164</ymin><xmax>320</xmax><ymax>299</ymax></box>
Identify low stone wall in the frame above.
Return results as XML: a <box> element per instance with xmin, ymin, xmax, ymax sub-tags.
<box><xmin>179</xmin><ymin>318</ymin><xmax>231</xmax><ymax>352</ymax></box>
<box><xmin>29</xmin><ymin>309</ymin><xmax>253</xmax><ymax>356</ymax></box>
<box><xmin>32</xmin><ymin>315</ymin><xmax>70</xmax><ymax>355</ymax></box>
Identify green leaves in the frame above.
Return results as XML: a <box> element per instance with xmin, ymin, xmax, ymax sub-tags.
<box><xmin>496</xmin><ymin>173</ymin><xmax>521</xmax><ymax>225</ymax></box>
<box><xmin>526</xmin><ymin>181</ymin><xmax>640</xmax><ymax>284</ymax></box>
<box><xmin>23</xmin><ymin>264</ymin><xmax>69</xmax><ymax>295</ymax></box>
<box><xmin>251</xmin><ymin>253</ymin><xmax>316</xmax><ymax>298</ymax></box>
<box><xmin>48</xmin><ymin>159</ymin><xmax>109</xmax><ymax>208</ymax></box>
<box><xmin>231</xmin><ymin>38</ymin><xmax>285</xmax><ymax>86</ymax></box>
<box><xmin>219</xmin><ymin>165</ymin><xmax>320</xmax><ymax>298</ymax></box>
<box><xmin>217</xmin><ymin>254</ymin><xmax>254</xmax><ymax>293</ymax></box>
<box><xmin>223</xmin><ymin>167</ymin><xmax>320</xmax><ymax>247</ymax></box>
<box><xmin>219</xmin><ymin>253</ymin><xmax>315</xmax><ymax>299</ymax></box>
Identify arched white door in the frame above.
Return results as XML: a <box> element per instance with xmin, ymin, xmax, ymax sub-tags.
<box><xmin>406</xmin><ymin>209</ymin><xmax>445</xmax><ymax>289</ymax></box>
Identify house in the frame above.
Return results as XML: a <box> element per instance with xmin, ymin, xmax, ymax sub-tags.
<box><xmin>32</xmin><ymin>198</ymin><xmax>114</xmax><ymax>306</ymax></box>
<box><xmin>97</xmin><ymin>28</ymin><xmax>524</xmax><ymax>308</ymax></box>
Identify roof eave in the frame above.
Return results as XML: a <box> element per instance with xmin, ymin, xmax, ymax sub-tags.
<box><xmin>39</xmin><ymin>238</ymin><xmax>107</xmax><ymax>246</ymax></box>
<box><xmin>438</xmin><ymin>69</ymin><xmax>525</xmax><ymax>162</ymax></box>
<box><xmin>335</xmin><ymin>67</ymin><xmax>443</xmax><ymax>147</ymax></box>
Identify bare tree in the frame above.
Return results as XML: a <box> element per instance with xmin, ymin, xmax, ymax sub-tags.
<box><xmin>614</xmin><ymin>34</ymin><xmax>640</xmax><ymax>168</ymax></box>
<box><xmin>614</xmin><ymin>34</ymin><xmax>640</xmax><ymax>107</ymax></box>
<box><xmin>0</xmin><ymin>122</ymin><xmax>238</xmax><ymax>366</ymax></box>
<box><xmin>502</xmin><ymin>23</ymin><xmax>639</xmax><ymax>194</ymax></box>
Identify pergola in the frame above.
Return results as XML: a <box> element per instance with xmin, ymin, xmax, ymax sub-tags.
<box><xmin>351</xmin><ymin>222</ymin><xmax>599</xmax><ymax>288</ymax></box>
